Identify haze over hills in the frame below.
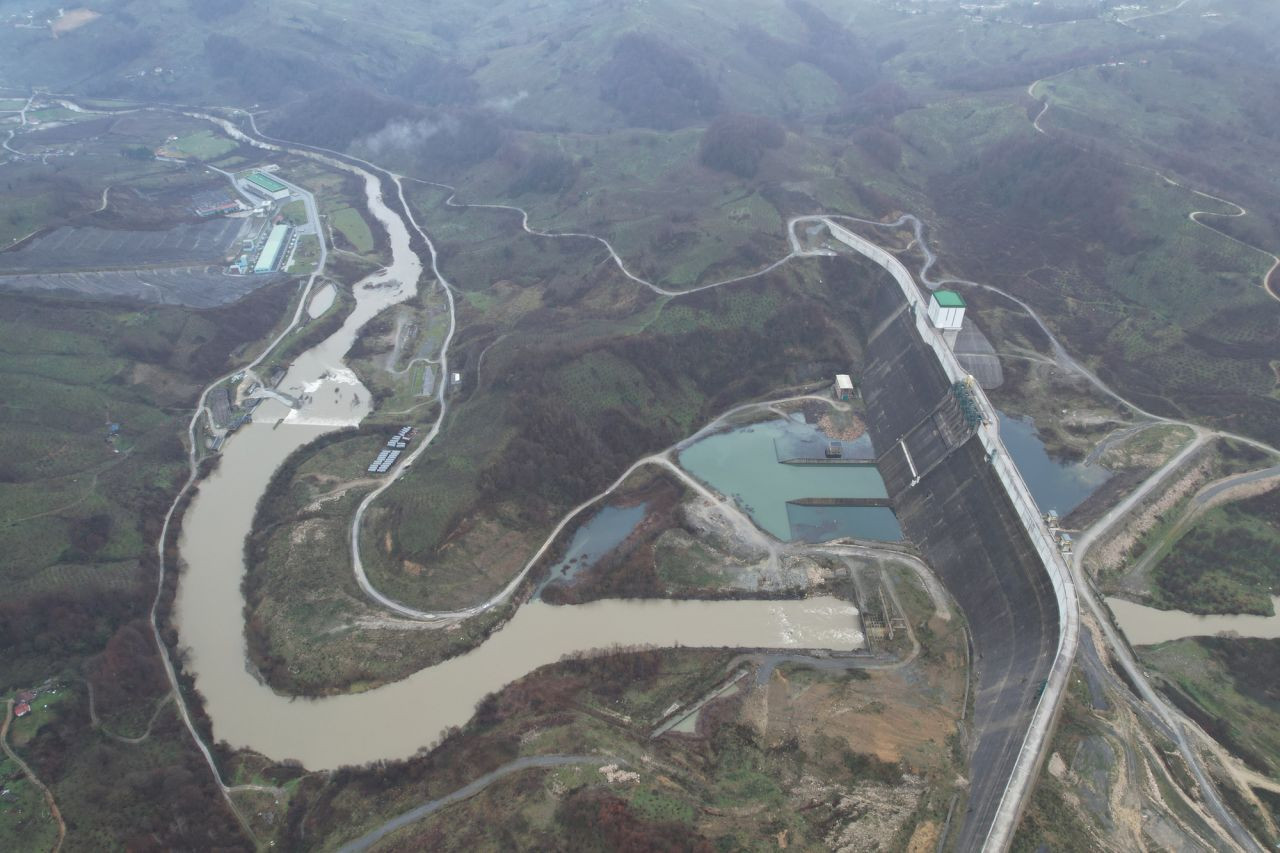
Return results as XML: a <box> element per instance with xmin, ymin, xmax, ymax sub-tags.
<box><xmin>6</xmin><ymin>0</ymin><xmax>1277</xmax><ymax>440</ymax></box>
<box><xmin>1</xmin><ymin>1</ymin><xmax>1279</xmax><ymax>850</ymax></box>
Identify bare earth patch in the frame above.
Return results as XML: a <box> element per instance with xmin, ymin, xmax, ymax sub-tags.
<box><xmin>51</xmin><ymin>8</ymin><xmax>100</xmax><ymax>36</ymax></box>
<box><xmin>1089</xmin><ymin>452</ymin><xmax>1214</xmax><ymax>573</ymax></box>
<box><xmin>818</xmin><ymin>411</ymin><xmax>867</xmax><ymax>442</ymax></box>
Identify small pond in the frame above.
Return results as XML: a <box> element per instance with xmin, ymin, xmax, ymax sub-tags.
<box><xmin>997</xmin><ymin>411</ymin><xmax>1110</xmax><ymax>516</ymax></box>
<box><xmin>537</xmin><ymin>503</ymin><xmax>648</xmax><ymax>595</ymax></box>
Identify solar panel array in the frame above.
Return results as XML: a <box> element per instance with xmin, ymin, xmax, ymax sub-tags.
<box><xmin>366</xmin><ymin>427</ymin><xmax>416</xmax><ymax>474</ymax></box>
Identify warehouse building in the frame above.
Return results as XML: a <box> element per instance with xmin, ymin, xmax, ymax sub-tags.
<box><xmin>244</xmin><ymin>171</ymin><xmax>291</xmax><ymax>201</ymax></box>
<box><xmin>254</xmin><ymin>224</ymin><xmax>290</xmax><ymax>274</ymax></box>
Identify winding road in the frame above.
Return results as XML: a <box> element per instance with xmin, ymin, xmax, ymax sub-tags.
<box><xmin>1069</xmin><ymin>438</ymin><xmax>1267</xmax><ymax>853</ymax></box>
<box><xmin>335</xmin><ymin>755</ymin><xmax>608</xmax><ymax>852</ymax></box>
<box><xmin>1</xmin><ymin>698</ymin><xmax>66</xmax><ymax>852</ymax></box>
<box><xmin>43</xmin><ymin>93</ymin><xmax>1279</xmax><ymax>851</ymax></box>
<box><xmin>1029</xmin><ymin>70</ymin><xmax>1280</xmax><ymax>303</ymax></box>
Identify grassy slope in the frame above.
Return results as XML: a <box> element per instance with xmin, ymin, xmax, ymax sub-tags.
<box><xmin>1142</xmin><ymin>637</ymin><xmax>1280</xmax><ymax>781</ymax></box>
<box><xmin>1147</xmin><ymin>484</ymin><xmax>1280</xmax><ymax>615</ymax></box>
<box><xmin>0</xmin><ymin>288</ymin><xmax>290</xmax><ymax>610</ymax></box>
<box><xmin>0</xmin><ymin>284</ymin><xmax>297</xmax><ymax>851</ymax></box>
<box><xmin>355</xmin><ymin>183</ymin><xmax>873</xmax><ymax>611</ymax></box>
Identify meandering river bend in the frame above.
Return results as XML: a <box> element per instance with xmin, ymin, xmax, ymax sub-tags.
<box><xmin>173</xmin><ymin>127</ymin><xmax>861</xmax><ymax>770</ymax></box>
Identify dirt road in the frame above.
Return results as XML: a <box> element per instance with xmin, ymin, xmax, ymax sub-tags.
<box><xmin>1</xmin><ymin>699</ymin><xmax>66</xmax><ymax>852</ymax></box>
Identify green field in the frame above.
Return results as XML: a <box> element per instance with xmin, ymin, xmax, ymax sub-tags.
<box><xmin>286</xmin><ymin>233</ymin><xmax>320</xmax><ymax>275</ymax></box>
<box><xmin>279</xmin><ymin>198</ymin><xmax>307</xmax><ymax>225</ymax></box>
<box><xmin>1142</xmin><ymin>637</ymin><xmax>1280</xmax><ymax>783</ymax></box>
<box><xmin>1147</xmin><ymin>484</ymin><xmax>1280</xmax><ymax>615</ymax></box>
<box><xmin>164</xmin><ymin>130</ymin><xmax>237</xmax><ymax>160</ymax></box>
<box><xmin>0</xmin><ymin>753</ymin><xmax>58</xmax><ymax>852</ymax></box>
<box><xmin>329</xmin><ymin>206</ymin><xmax>375</xmax><ymax>253</ymax></box>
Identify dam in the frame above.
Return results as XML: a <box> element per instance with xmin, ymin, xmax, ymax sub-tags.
<box><xmin>830</xmin><ymin>221</ymin><xmax>1076</xmax><ymax>852</ymax></box>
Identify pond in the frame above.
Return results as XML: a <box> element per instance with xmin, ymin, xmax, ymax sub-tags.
<box><xmin>997</xmin><ymin>411</ymin><xmax>1110</xmax><ymax>516</ymax></box>
<box><xmin>307</xmin><ymin>282</ymin><xmax>336</xmax><ymax>318</ymax></box>
<box><xmin>536</xmin><ymin>503</ymin><xmax>649</xmax><ymax>596</ymax></box>
<box><xmin>678</xmin><ymin>418</ymin><xmax>900</xmax><ymax>542</ymax></box>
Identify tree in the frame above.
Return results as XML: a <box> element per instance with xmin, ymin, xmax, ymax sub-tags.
<box><xmin>698</xmin><ymin>114</ymin><xmax>786</xmax><ymax>178</ymax></box>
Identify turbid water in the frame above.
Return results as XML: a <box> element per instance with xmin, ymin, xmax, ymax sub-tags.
<box><xmin>173</xmin><ymin>142</ymin><xmax>864</xmax><ymax>771</ymax></box>
<box><xmin>1107</xmin><ymin>596</ymin><xmax>1280</xmax><ymax>645</ymax></box>
<box><xmin>678</xmin><ymin>418</ymin><xmax>897</xmax><ymax>541</ymax></box>
<box><xmin>307</xmin><ymin>282</ymin><xmax>336</xmax><ymax>318</ymax></box>
<box><xmin>998</xmin><ymin>412</ymin><xmax>1110</xmax><ymax>516</ymax></box>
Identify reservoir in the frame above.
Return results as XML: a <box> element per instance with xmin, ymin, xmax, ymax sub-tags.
<box><xmin>997</xmin><ymin>411</ymin><xmax>1110</xmax><ymax>516</ymax></box>
<box><xmin>1107</xmin><ymin>596</ymin><xmax>1280</xmax><ymax>645</ymax></box>
<box><xmin>677</xmin><ymin>418</ymin><xmax>901</xmax><ymax>542</ymax></box>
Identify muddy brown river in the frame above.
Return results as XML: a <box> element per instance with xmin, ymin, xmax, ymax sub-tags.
<box><xmin>173</xmin><ymin>140</ymin><xmax>861</xmax><ymax>770</ymax></box>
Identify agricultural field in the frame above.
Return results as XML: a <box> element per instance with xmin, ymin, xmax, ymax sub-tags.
<box><xmin>160</xmin><ymin>129</ymin><xmax>237</xmax><ymax>160</ymax></box>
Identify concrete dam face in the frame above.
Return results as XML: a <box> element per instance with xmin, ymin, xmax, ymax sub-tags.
<box><xmin>855</xmin><ymin>269</ymin><xmax>1061</xmax><ymax>851</ymax></box>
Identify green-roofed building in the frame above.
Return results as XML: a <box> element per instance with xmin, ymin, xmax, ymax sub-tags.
<box><xmin>928</xmin><ymin>289</ymin><xmax>966</xmax><ymax>332</ymax></box>
<box><xmin>926</xmin><ymin>286</ymin><xmax>962</xmax><ymax>348</ymax></box>
<box><xmin>244</xmin><ymin>171</ymin><xmax>290</xmax><ymax>201</ymax></box>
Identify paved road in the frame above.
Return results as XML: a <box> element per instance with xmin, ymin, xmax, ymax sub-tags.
<box><xmin>1122</xmin><ymin>462</ymin><xmax>1280</xmax><ymax>590</ymax></box>
<box><xmin>1071</xmin><ymin>442</ymin><xmax>1266</xmax><ymax>853</ymax></box>
<box><xmin>56</xmin><ymin>94</ymin><xmax>1275</xmax><ymax>850</ymax></box>
<box><xmin>336</xmin><ymin>755</ymin><xmax>606</xmax><ymax>852</ymax></box>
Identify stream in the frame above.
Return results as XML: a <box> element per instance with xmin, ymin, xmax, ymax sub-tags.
<box><xmin>1106</xmin><ymin>596</ymin><xmax>1280</xmax><ymax>646</ymax></box>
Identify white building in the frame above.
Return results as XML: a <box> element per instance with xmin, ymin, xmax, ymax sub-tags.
<box><xmin>834</xmin><ymin>374</ymin><xmax>855</xmax><ymax>401</ymax></box>
<box><xmin>927</xmin><ymin>290</ymin><xmax>966</xmax><ymax>347</ymax></box>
